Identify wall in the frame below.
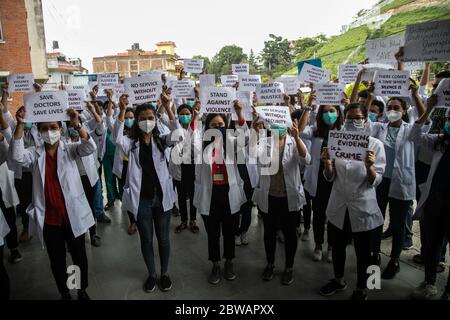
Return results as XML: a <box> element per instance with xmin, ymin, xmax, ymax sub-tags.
<box><xmin>25</xmin><ymin>0</ymin><xmax>48</xmax><ymax>81</ymax></box>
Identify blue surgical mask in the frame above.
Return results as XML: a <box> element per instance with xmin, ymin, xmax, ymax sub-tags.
<box><xmin>178</xmin><ymin>114</ymin><xmax>191</xmax><ymax>125</ymax></box>
<box><xmin>68</xmin><ymin>128</ymin><xmax>79</xmax><ymax>138</ymax></box>
<box><xmin>186</xmin><ymin>100</ymin><xmax>195</xmax><ymax>108</ymax></box>
<box><xmin>322</xmin><ymin>112</ymin><xmax>337</xmax><ymax>126</ymax></box>
<box><xmin>124</xmin><ymin>118</ymin><xmax>134</xmax><ymax>129</ymax></box>
<box><xmin>445</xmin><ymin>121</ymin><xmax>450</xmax><ymax>135</ymax></box>
<box><xmin>271</xmin><ymin>124</ymin><xmax>287</xmax><ymax>137</ymax></box>
<box><xmin>368</xmin><ymin>112</ymin><xmax>378</xmax><ymax>123</ymax></box>
<box><xmin>24</xmin><ymin>122</ymin><xmax>33</xmax><ymax>130</ymax></box>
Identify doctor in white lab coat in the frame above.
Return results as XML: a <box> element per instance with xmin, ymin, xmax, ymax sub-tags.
<box><xmin>10</xmin><ymin>108</ymin><xmax>96</xmax><ymax>300</ymax></box>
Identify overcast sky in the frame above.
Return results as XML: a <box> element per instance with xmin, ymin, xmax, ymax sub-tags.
<box><xmin>42</xmin><ymin>0</ymin><xmax>379</xmax><ymax>72</ymax></box>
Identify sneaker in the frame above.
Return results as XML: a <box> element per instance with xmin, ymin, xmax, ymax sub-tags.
<box><xmin>413</xmin><ymin>254</ymin><xmax>424</xmax><ymax>265</ymax></box>
<box><xmin>224</xmin><ymin>261</ymin><xmax>236</xmax><ymax>281</ymax></box>
<box><xmin>19</xmin><ymin>230</ymin><xmax>31</xmax><ymax>243</ymax></box>
<box><xmin>240</xmin><ymin>232</ymin><xmax>249</xmax><ymax>246</ymax></box>
<box><xmin>208</xmin><ymin>264</ymin><xmax>221</xmax><ymax>285</ymax></box>
<box><xmin>320</xmin><ymin>279</ymin><xmax>348</xmax><ymax>296</ymax></box>
<box><xmin>143</xmin><ymin>275</ymin><xmax>157</xmax><ymax>292</ymax></box>
<box><xmin>90</xmin><ymin>235</ymin><xmax>101</xmax><ymax>247</ymax></box>
<box><xmin>301</xmin><ymin>229</ymin><xmax>310</xmax><ymax>242</ymax></box>
<box><xmin>411</xmin><ymin>282</ymin><xmax>437</xmax><ymax>300</ymax></box>
<box><xmin>313</xmin><ymin>249</ymin><xmax>323</xmax><ymax>262</ymax></box>
<box><xmin>261</xmin><ymin>264</ymin><xmax>274</xmax><ymax>281</ymax></box>
<box><xmin>351</xmin><ymin>290</ymin><xmax>368</xmax><ymax>301</ymax></box>
<box><xmin>61</xmin><ymin>292</ymin><xmax>72</xmax><ymax>300</ymax></box>
<box><xmin>104</xmin><ymin>202</ymin><xmax>115</xmax><ymax>211</ymax></box>
<box><xmin>326</xmin><ymin>249</ymin><xmax>333</xmax><ymax>263</ymax></box>
<box><xmin>97</xmin><ymin>214</ymin><xmax>111</xmax><ymax>223</ymax></box>
<box><xmin>281</xmin><ymin>269</ymin><xmax>294</xmax><ymax>285</ymax></box>
<box><xmin>77</xmin><ymin>290</ymin><xmax>91</xmax><ymax>300</ymax></box>
<box><xmin>9</xmin><ymin>250</ymin><xmax>23</xmax><ymax>264</ymax></box>
<box><xmin>381</xmin><ymin>259</ymin><xmax>400</xmax><ymax>279</ymax></box>
<box><xmin>159</xmin><ymin>275</ymin><xmax>172</xmax><ymax>292</ymax></box>
<box><xmin>235</xmin><ymin>235</ymin><xmax>242</xmax><ymax>246</ymax></box>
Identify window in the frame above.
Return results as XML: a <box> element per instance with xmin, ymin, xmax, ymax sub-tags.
<box><xmin>63</xmin><ymin>75</ymin><xmax>69</xmax><ymax>84</ymax></box>
<box><xmin>162</xmin><ymin>50</ymin><xmax>166</xmax><ymax>55</ymax></box>
<box><xmin>0</xmin><ymin>16</ymin><xmax>4</xmax><ymax>41</ymax></box>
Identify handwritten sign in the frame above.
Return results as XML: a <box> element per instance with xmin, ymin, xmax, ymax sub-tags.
<box><xmin>169</xmin><ymin>80</ymin><xmax>195</xmax><ymax>99</ymax></box>
<box><xmin>298</xmin><ymin>63</ymin><xmax>330</xmax><ymax>84</ymax></box>
<box><xmin>184</xmin><ymin>59</ymin><xmax>204</xmax><ymax>74</ymax></box>
<box><xmin>403</xmin><ymin>19</ymin><xmax>450</xmax><ymax>62</ymax></box>
<box><xmin>338</xmin><ymin>64</ymin><xmax>364</xmax><ymax>84</ymax></box>
<box><xmin>429</xmin><ymin>107</ymin><xmax>449</xmax><ymax>134</ymax></box>
<box><xmin>140</xmin><ymin>70</ymin><xmax>166</xmax><ymax>77</ymax></box>
<box><xmin>67</xmin><ymin>90</ymin><xmax>85</xmax><ymax>110</ymax></box>
<box><xmin>297</xmin><ymin>58</ymin><xmax>322</xmax><ymax>75</ymax></box>
<box><xmin>124</xmin><ymin>75</ymin><xmax>162</xmax><ymax>104</ymax></box>
<box><xmin>374</xmin><ymin>70</ymin><xmax>410</xmax><ymax>97</ymax></box>
<box><xmin>255</xmin><ymin>106</ymin><xmax>292</xmax><ymax>127</ymax></box>
<box><xmin>200</xmin><ymin>87</ymin><xmax>236</xmax><ymax>114</ymax></box>
<box><xmin>328</xmin><ymin>130</ymin><xmax>370</xmax><ymax>161</ymax></box>
<box><xmin>232</xmin><ymin>91</ymin><xmax>253</xmax><ymax>121</ymax></box>
<box><xmin>435</xmin><ymin>78</ymin><xmax>450</xmax><ymax>107</ymax></box>
<box><xmin>315</xmin><ymin>83</ymin><xmax>346</xmax><ymax>105</ymax></box>
<box><xmin>232</xmin><ymin>64</ymin><xmax>249</xmax><ymax>75</ymax></box>
<box><xmin>221</xmin><ymin>75</ymin><xmax>239</xmax><ymax>87</ymax></box>
<box><xmin>238</xmin><ymin>75</ymin><xmax>261</xmax><ymax>92</ymax></box>
<box><xmin>97</xmin><ymin>73</ymin><xmax>119</xmax><ymax>91</ymax></box>
<box><xmin>275</xmin><ymin>76</ymin><xmax>301</xmax><ymax>95</ymax></box>
<box><xmin>366</xmin><ymin>35</ymin><xmax>404</xmax><ymax>67</ymax></box>
<box><xmin>7</xmin><ymin>74</ymin><xmax>34</xmax><ymax>93</ymax></box>
<box><xmin>24</xmin><ymin>91</ymin><xmax>69</xmax><ymax>123</ymax></box>
<box><xmin>256</xmin><ymin>82</ymin><xmax>285</xmax><ymax>104</ymax></box>
<box><xmin>113</xmin><ymin>84</ymin><xmax>126</xmax><ymax>101</ymax></box>
<box><xmin>199</xmin><ymin>74</ymin><xmax>216</xmax><ymax>88</ymax></box>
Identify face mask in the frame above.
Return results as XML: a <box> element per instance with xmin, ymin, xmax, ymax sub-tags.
<box><xmin>68</xmin><ymin>128</ymin><xmax>79</xmax><ymax>138</ymax></box>
<box><xmin>386</xmin><ymin>110</ymin><xmax>403</xmax><ymax>123</ymax></box>
<box><xmin>368</xmin><ymin>112</ymin><xmax>378</xmax><ymax>123</ymax></box>
<box><xmin>186</xmin><ymin>100</ymin><xmax>195</xmax><ymax>108</ymax></box>
<box><xmin>322</xmin><ymin>112</ymin><xmax>338</xmax><ymax>126</ymax></box>
<box><xmin>138</xmin><ymin>120</ymin><xmax>156</xmax><ymax>134</ymax></box>
<box><xmin>445</xmin><ymin>121</ymin><xmax>450</xmax><ymax>135</ymax></box>
<box><xmin>24</xmin><ymin>122</ymin><xmax>33</xmax><ymax>130</ymax></box>
<box><xmin>124</xmin><ymin>118</ymin><xmax>134</xmax><ymax>129</ymax></box>
<box><xmin>344</xmin><ymin>119</ymin><xmax>365</xmax><ymax>131</ymax></box>
<box><xmin>41</xmin><ymin>130</ymin><xmax>61</xmax><ymax>146</ymax></box>
<box><xmin>271</xmin><ymin>124</ymin><xmax>287</xmax><ymax>137</ymax></box>
<box><xmin>178</xmin><ymin>114</ymin><xmax>192</xmax><ymax>125</ymax></box>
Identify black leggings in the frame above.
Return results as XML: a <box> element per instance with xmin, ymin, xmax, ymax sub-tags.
<box><xmin>14</xmin><ymin>172</ymin><xmax>33</xmax><ymax>231</ymax></box>
<box><xmin>81</xmin><ymin>175</ymin><xmax>97</xmax><ymax>237</ymax></box>
<box><xmin>0</xmin><ymin>190</ymin><xmax>18</xmax><ymax>251</ymax></box>
<box><xmin>0</xmin><ymin>245</ymin><xmax>9</xmax><ymax>300</ymax></box>
<box><xmin>175</xmin><ymin>164</ymin><xmax>197</xmax><ymax>223</ymax></box>
<box><xmin>311</xmin><ymin>172</ymin><xmax>332</xmax><ymax>246</ymax></box>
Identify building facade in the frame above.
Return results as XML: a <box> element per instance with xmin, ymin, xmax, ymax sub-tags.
<box><xmin>46</xmin><ymin>52</ymin><xmax>88</xmax><ymax>88</ymax></box>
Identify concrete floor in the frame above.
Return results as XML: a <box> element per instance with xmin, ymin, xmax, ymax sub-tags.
<box><xmin>5</xmin><ymin>201</ymin><xmax>449</xmax><ymax>300</ymax></box>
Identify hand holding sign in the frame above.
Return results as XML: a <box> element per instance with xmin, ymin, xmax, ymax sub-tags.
<box><xmin>365</xmin><ymin>150</ymin><xmax>375</xmax><ymax>169</ymax></box>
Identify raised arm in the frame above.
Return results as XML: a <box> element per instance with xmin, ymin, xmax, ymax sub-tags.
<box><xmin>350</xmin><ymin>69</ymin><xmax>365</xmax><ymax>104</ymax></box>
<box><xmin>297</xmin><ymin>90</ymin><xmax>315</xmax><ymax>133</ymax></box>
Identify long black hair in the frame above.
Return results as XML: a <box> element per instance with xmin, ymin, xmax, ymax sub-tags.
<box><xmin>130</xmin><ymin>103</ymin><xmax>165</xmax><ymax>153</ymax></box>
<box><xmin>314</xmin><ymin>105</ymin><xmax>343</xmax><ymax>139</ymax></box>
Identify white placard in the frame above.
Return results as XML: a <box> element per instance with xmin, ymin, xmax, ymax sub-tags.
<box><xmin>97</xmin><ymin>73</ymin><xmax>119</xmax><ymax>91</ymax></box>
<box><xmin>232</xmin><ymin>91</ymin><xmax>253</xmax><ymax>121</ymax></box>
<box><xmin>200</xmin><ymin>87</ymin><xmax>236</xmax><ymax>114</ymax></box>
<box><xmin>113</xmin><ymin>84</ymin><xmax>126</xmax><ymax>101</ymax></box>
<box><xmin>435</xmin><ymin>78</ymin><xmax>450</xmax><ymax>107</ymax></box>
<box><xmin>124</xmin><ymin>76</ymin><xmax>162</xmax><ymax>104</ymax></box>
<box><xmin>328</xmin><ymin>130</ymin><xmax>370</xmax><ymax>162</ymax></box>
<box><xmin>7</xmin><ymin>74</ymin><xmax>34</xmax><ymax>93</ymax></box>
<box><xmin>374</xmin><ymin>70</ymin><xmax>410</xmax><ymax>97</ymax></box>
<box><xmin>256</xmin><ymin>82</ymin><xmax>285</xmax><ymax>104</ymax></box>
<box><xmin>315</xmin><ymin>83</ymin><xmax>346</xmax><ymax>105</ymax></box>
<box><xmin>255</xmin><ymin>106</ymin><xmax>292</xmax><ymax>128</ymax></box>
<box><xmin>275</xmin><ymin>76</ymin><xmax>301</xmax><ymax>95</ymax></box>
<box><xmin>238</xmin><ymin>75</ymin><xmax>261</xmax><ymax>92</ymax></box>
<box><xmin>232</xmin><ymin>64</ymin><xmax>249</xmax><ymax>75</ymax></box>
<box><xmin>429</xmin><ymin>107</ymin><xmax>449</xmax><ymax>134</ymax></box>
<box><xmin>404</xmin><ymin>61</ymin><xmax>424</xmax><ymax>72</ymax></box>
<box><xmin>366</xmin><ymin>35</ymin><xmax>404</xmax><ymax>67</ymax></box>
<box><xmin>338</xmin><ymin>64</ymin><xmax>364</xmax><ymax>84</ymax></box>
<box><xmin>67</xmin><ymin>90</ymin><xmax>85</xmax><ymax>111</ymax></box>
<box><xmin>199</xmin><ymin>74</ymin><xmax>216</xmax><ymax>88</ymax></box>
<box><xmin>24</xmin><ymin>91</ymin><xmax>70</xmax><ymax>123</ymax></box>
<box><xmin>403</xmin><ymin>19</ymin><xmax>450</xmax><ymax>62</ymax></box>
<box><xmin>221</xmin><ymin>75</ymin><xmax>239</xmax><ymax>87</ymax></box>
<box><xmin>298</xmin><ymin>63</ymin><xmax>330</xmax><ymax>84</ymax></box>
<box><xmin>169</xmin><ymin>80</ymin><xmax>195</xmax><ymax>99</ymax></box>
<box><xmin>184</xmin><ymin>59</ymin><xmax>204</xmax><ymax>74</ymax></box>
<box><xmin>140</xmin><ymin>70</ymin><xmax>166</xmax><ymax>77</ymax></box>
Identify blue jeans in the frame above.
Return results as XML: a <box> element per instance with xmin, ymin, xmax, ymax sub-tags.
<box><xmin>93</xmin><ymin>178</ymin><xmax>104</xmax><ymax>218</ymax></box>
<box><xmin>136</xmin><ymin>196</ymin><xmax>171</xmax><ymax>276</ymax></box>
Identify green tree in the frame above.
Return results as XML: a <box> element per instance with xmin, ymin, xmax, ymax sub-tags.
<box><xmin>209</xmin><ymin>45</ymin><xmax>247</xmax><ymax>77</ymax></box>
<box><xmin>248</xmin><ymin>49</ymin><xmax>260</xmax><ymax>73</ymax></box>
<box><xmin>293</xmin><ymin>34</ymin><xmax>328</xmax><ymax>59</ymax></box>
<box><xmin>190</xmin><ymin>55</ymin><xmax>211</xmax><ymax>78</ymax></box>
<box><xmin>260</xmin><ymin>34</ymin><xmax>294</xmax><ymax>76</ymax></box>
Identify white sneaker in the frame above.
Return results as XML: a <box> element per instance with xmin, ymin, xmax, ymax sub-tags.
<box><xmin>411</xmin><ymin>282</ymin><xmax>437</xmax><ymax>300</ymax></box>
<box><xmin>240</xmin><ymin>232</ymin><xmax>249</xmax><ymax>245</ymax></box>
<box><xmin>326</xmin><ymin>249</ymin><xmax>333</xmax><ymax>263</ymax></box>
<box><xmin>313</xmin><ymin>249</ymin><xmax>323</xmax><ymax>262</ymax></box>
<box><xmin>301</xmin><ymin>229</ymin><xmax>310</xmax><ymax>241</ymax></box>
<box><xmin>235</xmin><ymin>236</ymin><xmax>242</xmax><ymax>246</ymax></box>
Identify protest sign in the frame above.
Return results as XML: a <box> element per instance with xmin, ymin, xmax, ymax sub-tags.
<box><xmin>256</xmin><ymin>82</ymin><xmax>285</xmax><ymax>104</ymax></box>
<box><xmin>97</xmin><ymin>73</ymin><xmax>119</xmax><ymax>91</ymax></box>
<box><xmin>328</xmin><ymin>130</ymin><xmax>370</xmax><ymax>161</ymax></box>
<box><xmin>374</xmin><ymin>70</ymin><xmax>410</xmax><ymax>97</ymax></box>
<box><xmin>435</xmin><ymin>78</ymin><xmax>450</xmax><ymax>108</ymax></box>
<box><xmin>67</xmin><ymin>90</ymin><xmax>85</xmax><ymax>110</ymax></box>
<box><xmin>429</xmin><ymin>107</ymin><xmax>449</xmax><ymax>134</ymax></box>
<box><xmin>221</xmin><ymin>75</ymin><xmax>239</xmax><ymax>87</ymax></box>
<box><xmin>232</xmin><ymin>91</ymin><xmax>253</xmax><ymax>121</ymax></box>
<box><xmin>238</xmin><ymin>75</ymin><xmax>261</xmax><ymax>92</ymax></box>
<box><xmin>403</xmin><ymin>19</ymin><xmax>450</xmax><ymax>62</ymax></box>
<box><xmin>297</xmin><ymin>58</ymin><xmax>322</xmax><ymax>75</ymax></box>
<box><xmin>338</xmin><ymin>64</ymin><xmax>364</xmax><ymax>84</ymax></box>
<box><xmin>232</xmin><ymin>64</ymin><xmax>249</xmax><ymax>75</ymax></box>
<box><xmin>113</xmin><ymin>84</ymin><xmax>126</xmax><ymax>101</ymax></box>
<box><xmin>360</xmin><ymin>63</ymin><xmax>392</xmax><ymax>82</ymax></box>
<box><xmin>366</xmin><ymin>35</ymin><xmax>404</xmax><ymax>67</ymax></box>
<box><xmin>200</xmin><ymin>87</ymin><xmax>236</xmax><ymax>114</ymax></box>
<box><xmin>139</xmin><ymin>70</ymin><xmax>166</xmax><ymax>77</ymax></box>
<box><xmin>298</xmin><ymin>63</ymin><xmax>330</xmax><ymax>84</ymax></box>
<box><xmin>169</xmin><ymin>80</ymin><xmax>195</xmax><ymax>99</ymax></box>
<box><xmin>183</xmin><ymin>59</ymin><xmax>204</xmax><ymax>74</ymax></box>
<box><xmin>199</xmin><ymin>74</ymin><xmax>216</xmax><ymax>88</ymax></box>
<box><xmin>124</xmin><ymin>75</ymin><xmax>162</xmax><ymax>104</ymax></box>
<box><xmin>404</xmin><ymin>61</ymin><xmax>424</xmax><ymax>73</ymax></box>
<box><xmin>275</xmin><ymin>76</ymin><xmax>301</xmax><ymax>95</ymax></box>
<box><xmin>255</xmin><ymin>106</ymin><xmax>292</xmax><ymax>128</ymax></box>
<box><xmin>7</xmin><ymin>73</ymin><xmax>34</xmax><ymax>93</ymax></box>
<box><xmin>315</xmin><ymin>83</ymin><xmax>346</xmax><ymax>105</ymax></box>
<box><xmin>24</xmin><ymin>91</ymin><xmax>69</xmax><ymax>123</ymax></box>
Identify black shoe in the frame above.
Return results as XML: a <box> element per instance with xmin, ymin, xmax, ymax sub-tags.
<box><xmin>381</xmin><ymin>229</ymin><xmax>392</xmax><ymax>240</ymax></box>
<box><xmin>320</xmin><ymin>279</ymin><xmax>348</xmax><ymax>296</ymax></box>
<box><xmin>172</xmin><ymin>206</ymin><xmax>180</xmax><ymax>217</ymax></box>
<box><xmin>413</xmin><ymin>254</ymin><xmax>424</xmax><ymax>265</ymax></box>
<box><xmin>437</xmin><ymin>262</ymin><xmax>445</xmax><ymax>274</ymax></box>
<box><xmin>97</xmin><ymin>214</ymin><xmax>111</xmax><ymax>223</ymax></box>
<box><xmin>441</xmin><ymin>291</ymin><xmax>449</xmax><ymax>300</ymax></box>
<box><xmin>61</xmin><ymin>292</ymin><xmax>72</xmax><ymax>300</ymax></box>
<box><xmin>224</xmin><ymin>261</ymin><xmax>236</xmax><ymax>281</ymax></box>
<box><xmin>261</xmin><ymin>264</ymin><xmax>274</xmax><ymax>281</ymax></box>
<box><xmin>382</xmin><ymin>259</ymin><xmax>400</xmax><ymax>279</ymax></box>
<box><xmin>351</xmin><ymin>290</ymin><xmax>368</xmax><ymax>301</ymax></box>
<box><xmin>371</xmin><ymin>252</ymin><xmax>381</xmax><ymax>266</ymax></box>
<box><xmin>281</xmin><ymin>269</ymin><xmax>294</xmax><ymax>285</ymax></box>
<box><xmin>208</xmin><ymin>264</ymin><xmax>221</xmax><ymax>285</ymax></box>
<box><xmin>91</xmin><ymin>235</ymin><xmax>101</xmax><ymax>247</ymax></box>
<box><xmin>159</xmin><ymin>274</ymin><xmax>172</xmax><ymax>292</ymax></box>
<box><xmin>104</xmin><ymin>202</ymin><xmax>115</xmax><ymax>211</ymax></box>
<box><xmin>143</xmin><ymin>276</ymin><xmax>157</xmax><ymax>293</ymax></box>
<box><xmin>9</xmin><ymin>250</ymin><xmax>23</xmax><ymax>264</ymax></box>
<box><xmin>77</xmin><ymin>290</ymin><xmax>91</xmax><ymax>300</ymax></box>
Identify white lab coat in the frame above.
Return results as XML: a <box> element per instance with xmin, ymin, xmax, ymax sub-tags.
<box><xmin>114</xmin><ymin>119</ymin><xmax>179</xmax><ymax>218</ymax></box>
<box><xmin>325</xmin><ymin>136</ymin><xmax>386</xmax><ymax>232</ymax></box>
<box><xmin>66</xmin><ymin>138</ymin><xmax>100</xmax><ymax>187</ymax></box>
<box><xmin>0</xmin><ymin>207</ymin><xmax>10</xmax><ymax>247</ymax></box>
<box><xmin>0</xmin><ymin>128</ymin><xmax>19</xmax><ymax>209</ymax></box>
<box><xmin>252</xmin><ymin>134</ymin><xmax>311</xmax><ymax>213</ymax></box>
<box><xmin>10</xmin><ymin>137</ymin><xmax>97</xmax><ymax>245</ymax></box>
<box><xmin>301</xmin><ymin>125</ymin><xmax>325</xmax><ymax>197</ymax></box>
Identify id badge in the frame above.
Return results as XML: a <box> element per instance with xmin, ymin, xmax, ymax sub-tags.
<box><xmin>213</xmin><ymin>174</ymin><xmax>224</xmax><ymax>182</ymax></box>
